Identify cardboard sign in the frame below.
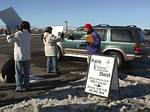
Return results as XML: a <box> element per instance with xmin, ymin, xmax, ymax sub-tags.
<box><xmin>0</xmin><ymin>7</ymin><xmax>22</xmax><ymax>33</ymax></box>
<box><xmin>85</xmin><ymin>55</ymin><xmax>119</xmax><ymax>97</ymax></box>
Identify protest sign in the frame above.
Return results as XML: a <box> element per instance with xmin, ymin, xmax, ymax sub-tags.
<box><xmin>85</xmin><ymin>55</ymin><xmax>119</xmax><ymax>97</ymax></box>
<box><xmin>0</xmin><ymin>7</ymin><xmax>22</xmax><ymax>33</ymax></box>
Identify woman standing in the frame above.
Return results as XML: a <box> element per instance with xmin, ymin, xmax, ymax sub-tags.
<box><xmin>7</xmin><ymin>21</ymin><xmax>31</xmax><ymax>92</ymax></box>
<box><xmin>43</xmin><ymin>27</ymin><xmax>60</xmax><ymax>75</ymax></box>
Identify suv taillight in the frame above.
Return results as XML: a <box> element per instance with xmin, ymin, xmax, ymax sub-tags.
<box><xmin>134</xmin><ymin>46</ymin><xmax>141</xmax><ymax>54</ymax></box>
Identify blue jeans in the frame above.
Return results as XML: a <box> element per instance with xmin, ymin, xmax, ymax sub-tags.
<box><xmin>15</xmin><ymin>60</ymin><xmax>30</xmax><ymax>89</ymax></box>
<box><xmin>47</xmin><ymin>56</ymin><xmax>58</xmax><ymax>73</ymax></box>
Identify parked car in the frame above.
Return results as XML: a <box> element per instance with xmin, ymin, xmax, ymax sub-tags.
<box><xmin>143</xmin><ymin>29</ymin><xmax>150</xmax><ymax>41</ymax></box>
<box><xmin>56</xmin><ymin>24</ymin><xmax>149</xmax><ymax>67</ymax></box>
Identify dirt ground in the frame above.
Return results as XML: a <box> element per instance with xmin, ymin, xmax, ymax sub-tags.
<box><xmin>0</xmin><ymin>53</ymin><xmax>87</xmax><ymax>107</ymax></box>
<box><xmin>0</xmin><ymin>35</ymin><xmax>88</xmax><ymax>107</ymax></box>
<box><xmin>0</xmin><ymin>35</ymin><xmax>150</xmax><ymax>109</ymax></box>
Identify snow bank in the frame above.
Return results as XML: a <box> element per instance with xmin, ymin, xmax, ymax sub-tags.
<box><xmin>0</xmin><ymin>75</ymin><xmax>150</xmax><ymax>112</ymax></box>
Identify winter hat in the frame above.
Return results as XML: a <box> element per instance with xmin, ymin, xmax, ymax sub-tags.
<box><xmin>84</xmin><ymin>23</ymin><xmax>92</xmax><ymax>29</ymax></box>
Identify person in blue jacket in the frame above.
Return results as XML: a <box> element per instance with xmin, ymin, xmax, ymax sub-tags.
<box><xmin>84</xmin><ymin>23</ymin><xmax>101</xmax><ymax>63</ymax></box>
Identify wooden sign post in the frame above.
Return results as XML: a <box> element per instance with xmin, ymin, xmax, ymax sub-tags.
<box><xmin>85</xmin><ymin>55</ymin><xmax>119</xmax><ymax>97</ymax></box>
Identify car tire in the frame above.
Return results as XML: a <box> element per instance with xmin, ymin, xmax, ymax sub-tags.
<box><xmin>108</xmin><ymin>51</ymin><xmax>124</xmax><ymax>68</ymax></box>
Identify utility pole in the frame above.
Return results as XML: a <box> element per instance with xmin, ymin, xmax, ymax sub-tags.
<box><xmin>65</xmin><ymin>20</ymin><xmax>68</xmax><ymax>34</ymax></box>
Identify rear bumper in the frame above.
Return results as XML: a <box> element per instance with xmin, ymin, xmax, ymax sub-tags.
<box><xmin>126</xmin><ymin>54</ymin><xmax>149</xmax><ymax>61</ymax></box>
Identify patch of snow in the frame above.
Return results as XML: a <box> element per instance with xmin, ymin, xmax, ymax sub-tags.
<box><xmin>0</xmin><ymin>74</ymin><xmax>150</xmax><ymax>112</ymax></box>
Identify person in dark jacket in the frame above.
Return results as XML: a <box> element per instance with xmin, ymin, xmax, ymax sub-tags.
<box><xmin>84</xmin><ymin>23</ymin><xmax>101</xmax><ymax>63</ymax></box>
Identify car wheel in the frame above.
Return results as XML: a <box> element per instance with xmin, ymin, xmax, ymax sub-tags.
<box><xmin>108</xmin><ymin>51</ymin><xmax>124</xmax><ymax>68</ymax></box>
<box><xmin>57</xmin><ymin>46</ymin><xmax>63</xmax><ymax>60</ymax></box>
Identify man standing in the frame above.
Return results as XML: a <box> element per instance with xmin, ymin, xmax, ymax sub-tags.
<box><xmin>84</xmin><ymin>23</ymin><xmax>101</xmax><ymax>63</ymax></box>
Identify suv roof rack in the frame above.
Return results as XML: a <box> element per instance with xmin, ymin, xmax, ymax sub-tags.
<box><xmin>126</xmin><ymin>25</ymin><xmax>137</xmax><ymax>27</ymax></box>
<box><xmin>95</xmin><ymin>24</ymin><xmax>110</xmax><ymax>27</ymax></box>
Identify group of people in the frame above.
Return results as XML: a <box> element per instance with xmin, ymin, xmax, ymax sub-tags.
<box><xmin>6</xmin><ymin>21</ymin><xmax>101</xmax><ymax>92</ymax></box>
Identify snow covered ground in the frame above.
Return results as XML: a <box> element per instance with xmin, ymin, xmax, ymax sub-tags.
<box><xmin>0</xmin><ymin>71</ymin><xmax>150</xmax><ymax>112</ymax></box>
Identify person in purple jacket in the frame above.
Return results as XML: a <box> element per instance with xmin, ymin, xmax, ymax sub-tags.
<box><xmin>84</xmin><ymin>23</ymin><xmax>101</xmax><ymax>63</ymax></box>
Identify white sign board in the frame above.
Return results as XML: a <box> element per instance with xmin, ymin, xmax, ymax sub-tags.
<box><xmin>0</xmin><ymin>7</ymin><xmax>22</xmax><ymax>33</ymax></box>
<box><xmin>52</xmin><ymin>26</ymin><xmax>64</xmax><ymax>37</ymax></box>
<box><xmin>85</xmin><ymin>55</ymin><xmax>119</xmax><ymax>97</ymax></box>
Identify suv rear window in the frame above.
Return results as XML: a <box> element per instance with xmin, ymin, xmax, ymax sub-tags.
<box><xmin>111</xmin><ymin>29</ymin><xmax>133</xmax><ymax>42</ymax></box>
<box><xmin>134</xmin><ymin>29</ymin><xmax>145</xmax><ymax>43</ymax></box>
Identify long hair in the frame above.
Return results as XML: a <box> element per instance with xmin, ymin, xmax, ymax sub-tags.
<box><xmin>20</xmin><ymin>21</ymin><xmax>31</xmax><ymax>33</ymax></box>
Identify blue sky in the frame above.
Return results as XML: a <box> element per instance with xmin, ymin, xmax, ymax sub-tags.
<box><xmin>0</xmin><ymin>0</ymin><xmax>150</xmax><ymax>29</ymax></box>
